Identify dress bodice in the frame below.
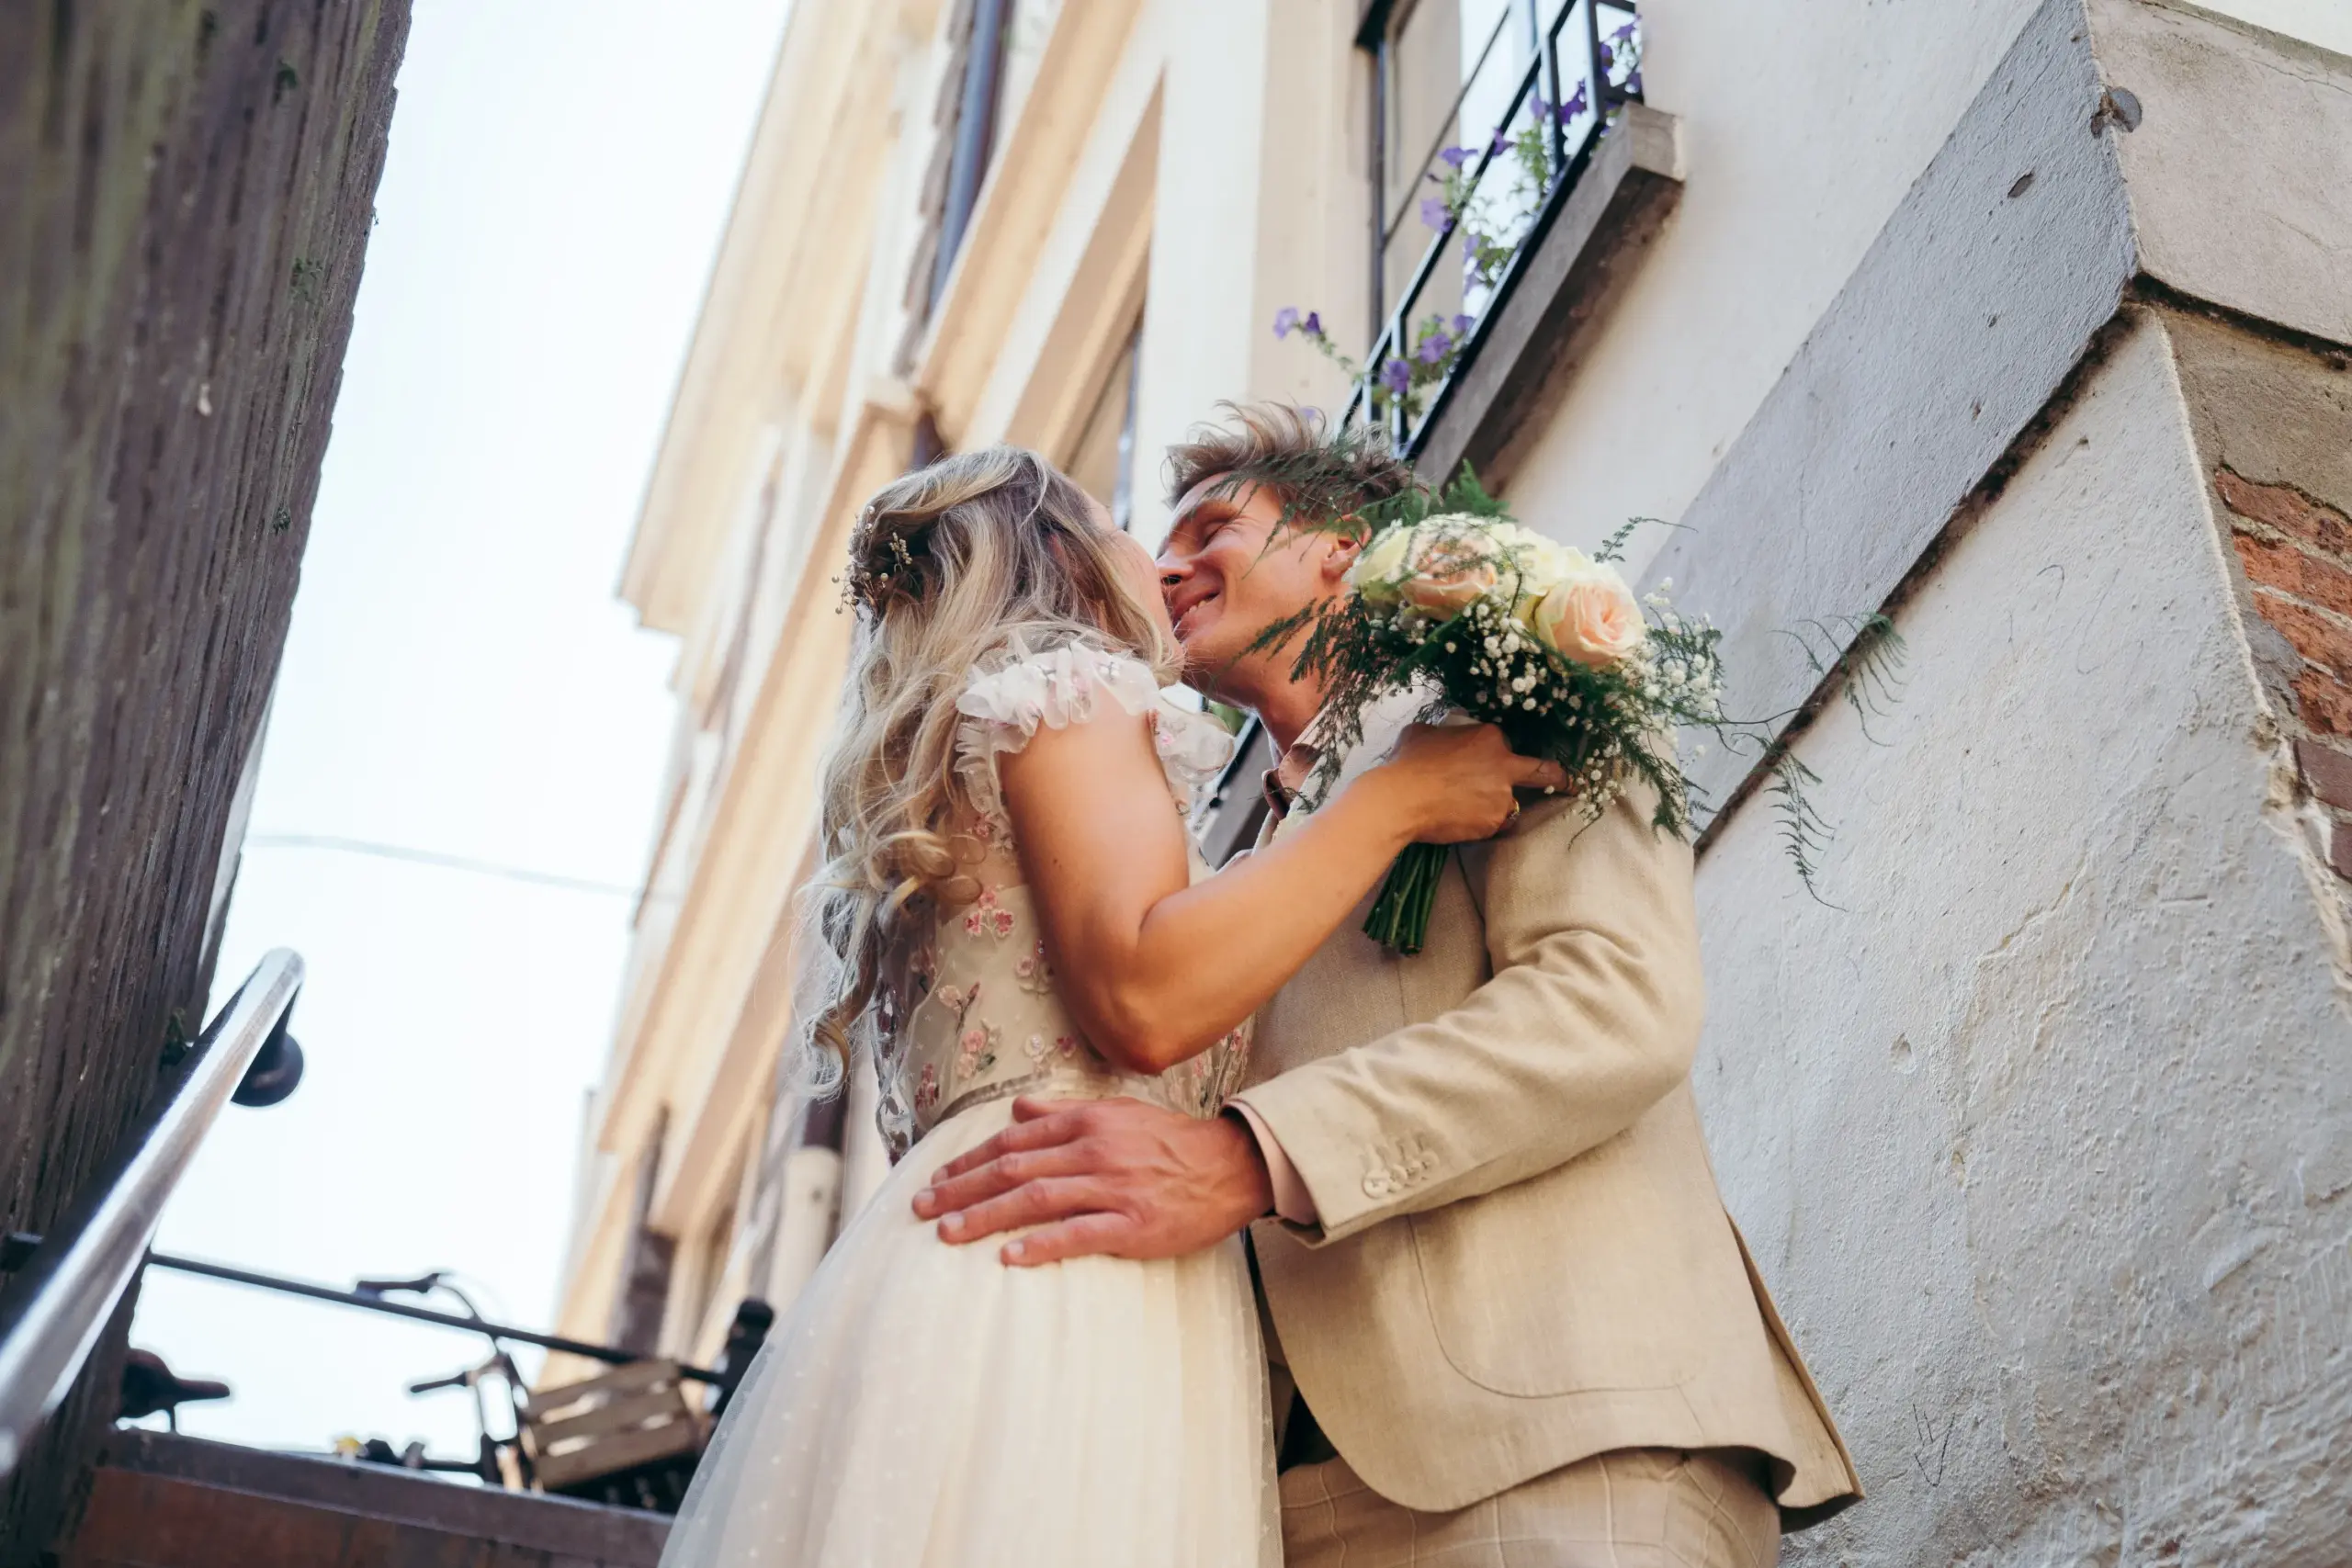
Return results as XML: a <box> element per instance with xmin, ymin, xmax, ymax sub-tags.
<box><xmin>875</xmin><ymin>640</ymin><xmax>1248</xmax><ymax>1156</ymax></box>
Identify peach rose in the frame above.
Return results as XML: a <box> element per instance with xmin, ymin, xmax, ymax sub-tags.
<box><xmin>1396</xmin><ymin>534</ymin><xmax>1501</xmax><ymax>614</ymax></box>
<box><xmin>1532</xmin><ymin>564</ymin><xmax>1646</xmax><ymax>666</ymax></box>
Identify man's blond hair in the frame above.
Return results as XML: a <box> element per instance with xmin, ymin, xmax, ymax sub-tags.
<box><xmin>1163</xmin><ymin>401</ymin><xmax>1414</xmax><ymax>527</ymax></box>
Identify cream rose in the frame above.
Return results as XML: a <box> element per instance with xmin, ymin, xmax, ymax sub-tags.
<box><xmin>1532</xmin><ymin>561</ymin><xmax>1647</xmax><ymax>666</ymax></box>
<box><xmin>1348</xmin><ymin>525</ymin><xmax>1416</xmax><ymax>604</ymax></box>
<box><xmin>1506</xmin><ymin>536</ymin><xmax>1581</xmax><ymax>616</ymax></box>
<box><xmin>1493</xmin><ymin>523</ymin><xmax>1557</xmax><ymax>566</ymax></box>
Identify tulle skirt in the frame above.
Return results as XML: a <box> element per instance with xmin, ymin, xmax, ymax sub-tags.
<box><xmin>658</xmin><ymin>1098</ymin><xmax>1280</xmax><ymax>1568</ymax></box>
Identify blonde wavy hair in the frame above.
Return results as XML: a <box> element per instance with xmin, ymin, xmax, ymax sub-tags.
<box><xmin>796</xmin><ymin>446</ymin><xmax>1178</xmax><ymax>1099</ymax></box>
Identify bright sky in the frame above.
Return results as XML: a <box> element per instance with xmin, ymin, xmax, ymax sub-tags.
<box><xmin>130</xmin><ymin>0</ymin><xmax>793</xmax><ymax>1461</ymax></box>
<box><xmin>2211</xmin><ymin>0</ymin><xmax>2352</xmax><ymax>54</ymax></box>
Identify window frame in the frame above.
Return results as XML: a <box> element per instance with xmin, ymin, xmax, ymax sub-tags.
<box><xmin>1352</xmin><ymin>0</ymin><xmax>1643</xmax><ymax>455</ymax></box>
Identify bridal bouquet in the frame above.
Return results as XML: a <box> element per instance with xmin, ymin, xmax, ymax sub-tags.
<box><xmin>1269</xmin><ymin>468</ymin><xmax>1866</xmax><ymax>953</ymax></box>
<box><xmin>1304</xmin><ymin>502</ymin><xmax>1717</xmax><ymax>951</ymax></box>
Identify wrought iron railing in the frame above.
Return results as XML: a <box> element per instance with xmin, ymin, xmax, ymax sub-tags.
<box><xmin>1344</xmin><ymin>0</ymin><xmax>1642</xmax><ymax>455</ymax></box>
<box><xmin>138</xmin><ymin>1255</ymin><xmax>769</xmax><ymax>1497</ymax></box>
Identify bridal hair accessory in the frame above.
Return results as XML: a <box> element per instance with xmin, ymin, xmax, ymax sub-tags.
<box><xmin>838</xmin><ymin>502</ymin><xmax>930</xmax><ymax>615</ymax></box>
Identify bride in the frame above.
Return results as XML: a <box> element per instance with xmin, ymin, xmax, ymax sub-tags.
<box><xmin>658</xmin><ymin>446</ymin><xmax>1560</xmax><ymax>1567</ymax></box>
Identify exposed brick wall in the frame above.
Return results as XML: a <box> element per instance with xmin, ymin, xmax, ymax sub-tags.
<box><xmin>2219</xmin><ymin>468</ymin><xmax>2352</xmax><ymax>876</ymax></box>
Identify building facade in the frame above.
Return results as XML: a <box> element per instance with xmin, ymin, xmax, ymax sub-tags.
<box><xmin>558</xmin><ymin>0</ymin><xmax>2352</xmax><ymax>1559</ymax></box>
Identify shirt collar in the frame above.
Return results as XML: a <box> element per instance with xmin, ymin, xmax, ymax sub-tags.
<box><xmin>1258</xmin><ymin>716</ymin><xmax>1329</xmax><ymax>823</ymax></box>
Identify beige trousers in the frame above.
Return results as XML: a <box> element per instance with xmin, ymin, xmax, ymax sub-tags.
<box><xmin>1278</xmin><ymin>1448</ymin><xmax>1780</xmax><ymax>1568</ymax></box>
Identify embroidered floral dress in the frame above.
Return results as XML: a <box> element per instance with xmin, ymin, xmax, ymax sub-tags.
<box><xmin>660</xmin><ymin>643</ymin><xmax>1277</xmax><ymax>1568</ymax></box>
<box><xmin>876</xmin><ymin>640</ymin><xmax>1250</xmax><ymax>1153</ymax></box>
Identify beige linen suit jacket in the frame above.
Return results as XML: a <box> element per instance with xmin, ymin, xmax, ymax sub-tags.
<box><xmin>1230</xmin><ymin>763</ymin><xmax>1861</xmax><ymax>1523</ymax></box>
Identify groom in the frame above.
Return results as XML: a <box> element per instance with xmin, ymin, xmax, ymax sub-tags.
<box><xmin>915</xmin><ymin>404</ymin><xmax>1861</xmax><ymax>1564</ymax></box>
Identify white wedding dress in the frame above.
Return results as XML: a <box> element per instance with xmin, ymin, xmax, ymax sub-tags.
<box><xmin>658</xmin><ymin>643</ymin><xmax>1278</xmax><ymax>1568</ymax></box>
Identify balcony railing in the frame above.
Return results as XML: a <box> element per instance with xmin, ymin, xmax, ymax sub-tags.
<box><xmin>1345</xmin><ymin>0</ymin><xmax>1642</xmax><ymax>456</ymax></box>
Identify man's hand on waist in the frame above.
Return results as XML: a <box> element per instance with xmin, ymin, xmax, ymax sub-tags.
<box><xmin>912</xmin><ymin>1096</ymin><xmax>1273</xmax><ymax>1266</ymax></box>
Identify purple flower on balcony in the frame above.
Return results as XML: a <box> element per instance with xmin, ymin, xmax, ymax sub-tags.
<box><xmin>1489</xmin><ymin>129</ymin><xmax>1511</xmax><ymax>154</ymax></box>
<box><xmin>1419</xmin><ymin>195</ymin><xmax>1452</xmax><ymax>230</ymax></box>
<box><xmin>1272</xmin><ymin>306</ymin><xmax>1300</xmax><ymax>339</ymax></box>
<box><xmin>1303</xmin><ymin>310</ymin><xmax>1323</xmax><ymax>336</ymax></box>
<box><xmin>1451</xmin><ymin>312</ymin><xmax>1475</xmax><ymax>335</ymax></box>
<box><xmin>1379</xmin><ymin>356</ymin><xmax>1412</xmax><ymax>395</ymax></box>
<box><xmin>1530</xmin><ymin>94</ymin><xmax>1552</xmax><ymax>121</ymax></box>
<box><xmin>1626</xmin><ymin>70</ymin><xmax>1643</xmax><ymax>96</ymax></box>
<box><xmin>1439</xmin><ymin>144</ymin><xmax>1471</xmax><ymax>169</ymax></box>
<box><xmin>1561</xmin><ymin>83</ymin><xmax>1589</xmax><ymax>121</ymax></box>
<box><xmin>1416</xmin><ymin>330</ymin><xmax>1452</xmax><ymax>365</ymax></box>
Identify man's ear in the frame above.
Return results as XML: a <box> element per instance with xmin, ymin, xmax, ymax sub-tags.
<box><xmin>1318</xmin><ymin>520</ymin><xmax>1364</xmax><ymax>584</ymax></box>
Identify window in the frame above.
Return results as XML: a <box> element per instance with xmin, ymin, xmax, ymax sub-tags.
<box><xmin>684</xmin><ymin>1189</ymin><xmax>739</xmax><ymax>1353</ymax></box>
<box><xmin>607</xmin><ymin>1111</ymin><xmax>674</xmax><ymax>1356</ymax></box>
<box><xmin>1376</xmin><ymin>0</ymin><xmax>1542</xmax><ymax>332</ymax></box>
<box><xmin>1355</xmin><ymin>0</ymin><xmax>1641</xmax><ymax>444</ymax></box>
<box><xmin>904</xmin><ymin>0</ymin><xmax>1068</xmax><ymax>345</ymax></box>
<box><xmin>996</xmin><ymin>0</ymin><xmax>1065</xmax><ymax>140</ymax></box>
<box><xmin>903</xmin><ymin>0</ymin><xmax>1014</xmax><ymax>344</ymax></box>
<box><xmin>1066</xmin><ymin>318</ymin><xmax>1143</xmax><ymax>531</ymax></box>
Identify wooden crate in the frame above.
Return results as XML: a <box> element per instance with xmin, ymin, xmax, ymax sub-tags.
<box><xmin>521</xmin><ymin>1359</ymin><xmax>707</xmax><ymax>1494</ymax></box>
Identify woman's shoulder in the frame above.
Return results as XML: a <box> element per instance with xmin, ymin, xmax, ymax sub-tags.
<box><xmin>951</xmin><ymin>634</ymin><xmax>1235</xmax><ymax>813</ymax></box>
<box><xmin>955</xmin><ymin>637</ymin><xmax>1160</xmax><ymax>741</ymax></box>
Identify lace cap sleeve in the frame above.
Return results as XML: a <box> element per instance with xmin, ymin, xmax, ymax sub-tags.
<box><xmin>1151</xmin><ymin>702</ymin><xmax>1236</xmax><ymax>804</ymax></box>
<box><xmin>953</xmin><ymin>644</ymin><xmax>1164</xmax><ymax>828</ymax></box>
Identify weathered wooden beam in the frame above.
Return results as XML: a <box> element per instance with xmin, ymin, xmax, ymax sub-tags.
<box><xmin>0</xmin><ymin>2</ymin><xmax>409</xmax><ymax>1556</ymax></box>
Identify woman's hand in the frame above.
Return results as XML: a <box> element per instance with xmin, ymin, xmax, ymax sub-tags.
<box><xmin>1353</xmin><ymin>722</ymin><xmax>1568</xmax><ymax>844</ymax></box>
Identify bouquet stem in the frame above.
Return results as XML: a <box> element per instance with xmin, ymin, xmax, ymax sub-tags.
<box><xmin>1364</xmin><ymin>841</ymin><xmax>1450</xmax><ymax>954</ymax></box>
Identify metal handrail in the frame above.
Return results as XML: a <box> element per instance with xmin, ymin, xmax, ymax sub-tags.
<box><xmin>0</xmin><ymin>948</ymin><xmax>303</xmax><ymax>1476</ymax></box>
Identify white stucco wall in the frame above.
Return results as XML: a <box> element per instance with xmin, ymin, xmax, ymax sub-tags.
<box><xmin>1500</xmin><ymin>0</ymin><xmax>2046</xmax><ymax>558</ymax></box>
<box><xmin>2093</xmin><ymin>0</ymin><xmax>2352</xmax><ymax>348</ymax></box>
<box><xmin>1130</xmin><ymin>0</ymin><xmax>1274</xmax><ymax>544</ymax></box>
<box><xmin>1692</xmin><ymin>314</ymin><xmax>2352</xmax><ymax>1563</ymax></box>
